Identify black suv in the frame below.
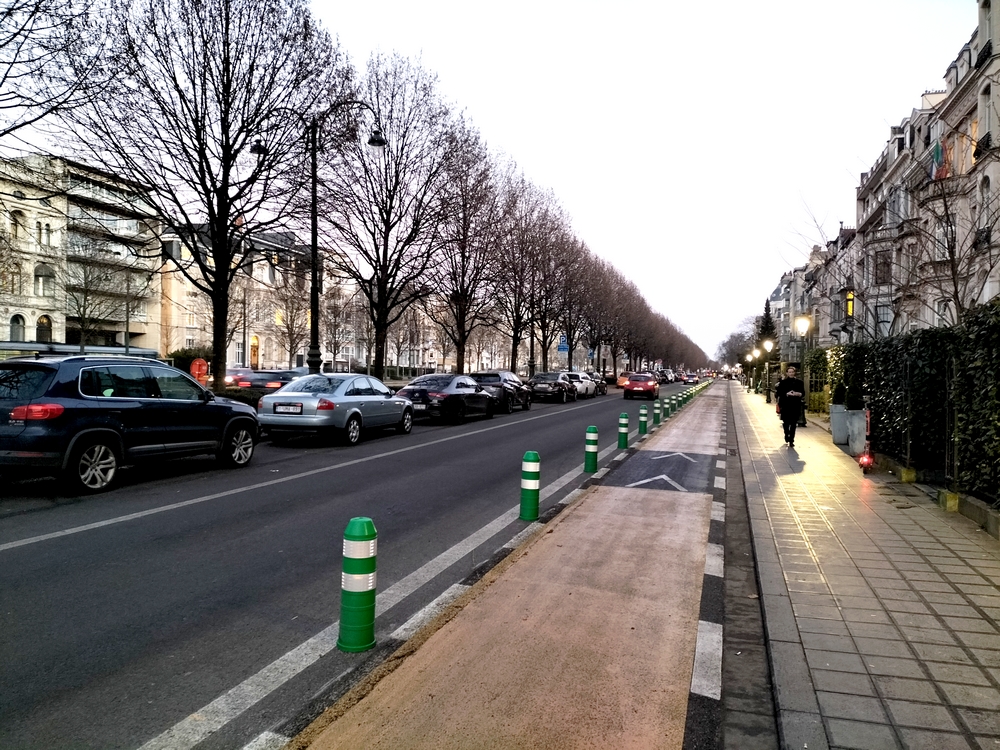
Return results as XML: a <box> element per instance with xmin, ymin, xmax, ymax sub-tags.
<box><xmin>469</xmin><ymin>370</ymin><xmax>531</xmax><ymax>413</ymax></box>
<box><xmin>0</xmin><ymin>355</ymin><xmax>259</xmax><ymax>493</ymax></box>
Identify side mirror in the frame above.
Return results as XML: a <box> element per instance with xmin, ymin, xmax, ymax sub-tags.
<box><xmin>202</xmin><ymin>389</ymin><xmax>215</xmax><ymax>402</ymax></box>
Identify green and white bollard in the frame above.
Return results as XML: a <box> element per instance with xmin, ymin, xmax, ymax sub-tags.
<box><xmin>337</xmin><ymin>517</ymin><xmax>377</xmax><ymax>653</ymax></box>
<box><xmin>584</xmin><ymin>426</ymin><xmax>599</xmax><ymax>473</ymax></box>
<box><xmin>520</xmin><ymin>451</ymin><xmax>540</xmax><ymax>521</ymax></box>
<box><xmin>618</xmin><ymin>412</ymin><xmax>629</xmax><ymax>449</ymax></box>
<box><xmin>639</xmin><ymin>404</ymin><xmax>648</xmax><ymax>435</ymax></box>
<box><xmin>653</xmin><ymin>400</ymin><xmax>661</xmax><ymax>426</ymax></box>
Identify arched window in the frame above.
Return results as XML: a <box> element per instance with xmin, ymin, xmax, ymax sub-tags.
<box><xmin>33</xmin><ymin>263</ymin><xmax>55</xmax><ymax>297</ymax></box>
<box><xmin>10</xmin><ymin>315</ymin><xmax>25</xmax><ymax>342</ymax></box>
<box><xmin>35</xmin><ymin>315</ymin><xmax>52</xmax><ymax>343</ymax></box>
<box><xmin>981</xmin><ymin>177</ymin><xmax>992</xmax><ymax>227</ymax></box>
<box><xmin>981</xmin><ymin>84</ymin><xmax>993</xmax><ymax>139</ymax></box>
<box><xmin>43</xmin><ymin>224</ymin><xmax>51</xmax><ymax>246</ymax></box>
<box><xmin>10</xmin><ymin>210</ymin><xmax>26</xmax><ymax>239</ymax></box>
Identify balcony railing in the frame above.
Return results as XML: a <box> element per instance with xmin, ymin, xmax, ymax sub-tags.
<box><xmin>974</xmin><ymin>131</ymin><xmax>992</xmax><ymax>160</ymax></box>
<box><xmin>976</xmin><ymin>39</ymin><xmax>993</xmax><ymax>69</ymax></box>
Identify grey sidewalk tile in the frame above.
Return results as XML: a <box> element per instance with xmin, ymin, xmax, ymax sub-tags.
<box><xmin>825</xmin><ymin>718</ymin><xmax>898</xmax><ymax>749</ymax></box>
<box><xmin>818</xmin><ymin>691</ymin><xmax>889</xmax><ymax>722</ymax></box>
<box><xmin>956</xmin><ymin>707</ymin><xmax>1000</xmax><ymax>734</ymax></box>
<box><xmin>928</xmin><ymin>603</ymin><xmax>982</xmax><ymax>618</ymax></box>
<box><xmin>885</xmin><ymin>699</ymin><xmax>960</xmax><ymax>731</ymax></box>
<box><xmin>936</xmin><ymin>682</ymin><xmax>1000</xmax><ymax>709</ymax></box>
<box><xmin>798</xmin><ymin>617</ymin><xmax>851</xmax><ymax>636</ymax></box>
<box><xmin>795</xmin><ymin>603</ymin><xmax>844</xmax><ymax>620</ymax></box>
<box><xmin>921</xmin><ymin>591</ymin><xmax>967</xmax><ymax>605</ymax></box>
<box><xmin>788</xmin><ymin>580</ymin><xmax>836</xmax><ymax>594</ymax></box>
<box><xmin>896</xmin><ymin>728</ymin><xmax>974</xmax><ymax>749</ymax></box>
<box><xmin>837</xmin><ymin>595</ymin><xmax>885</xmax><ymax>610</ymax></box>
<box><xmin>882</xmin><ymin>600</ymin><xmax>932</xmax><ymax>615</ymax></box>
<box><xmin>862</xmin><ymin>656</ymin><xmax>925</xmax><ymax>679</ymax></box>
<box><xmin>802</xmin><ymin>632</ymin><xmax>859</xmax><ymax>653</ymax></box>
<box><xmin>876</xmin><ymin>589</ymin><xmax>922</xmax><ymax>602</ymax></box>
<box><xmin>847</xmin><ymin>622</ymin><xmax>904</xmax><ymax>640</ymax></box>
<box><xmin>890</xmin><ymin>612</ymin><xmax>942</xmax><ymax>630</ymax></box>
<box><xmin>778</xmin><ymin>709</ymin><xmax>830</xmax><ymax>750</ymax></box>
<box><xmin>954</xmin><ymin>631</ymin><xmax>1000</xmax><ymax>649</ymax></box>
<box><xmin>909</xmin><ymin>642</ymin><xmax>975</xmax><ymax>665</ymax></box>
<box><xmin>872</xmin><ymin>676</ymin><xmax>941</xmax><ymax>703</ymax></box>
<box><xmin>923</xmin><ymin>662</ymin><xmax>992</xmax><ymax>685</ymax></box>
<box><xmin>761</xmin><ymin>594</ymin><xmax>801</xmax><ymax>643</ymax></box>
<box><xmin>969</xmin><ymin>648</ymin><xmax>1000</xmax><ymax>667</ymax></box>
<box><xmin>813</xmin><ymin>669</ymin><xmax>876</xmax><ymax>696</ymax></box>
<box><xmin>944</xmin><ymin>573</ymin><xmax>993</xmax><ymax>585</ymax></box>
<box><xmin>968</xmin><ymin>594</ymin><xmax>1000</xmax><ymax>610</ymax></box>
<box><xmin>790</xmin><ymin>592</ymin><xmax>839</xmax><ymax>608</ymax></box>
<box><xmin>854</xmin><ymin>637</ymin><xmax>914</xmax><ymax>659</ymax></box>
<box><xmin>912</xmin><ymin>580</ymin><xmax>960</xmax><ymax>593</ymax></box>
<box><xmin>942</xmin><ymin>617</ymin><xmax>1000</xmax><ymax>634</ymax></box>
<box><xmin>956</xmin><ymin>584</ymin><xmax>1000</xmax><ymax>598</ymax></box>
<box><xmin>770</xmin><ymin>641</ymin><xmax>822</xmax><ymax>713</ymax></box>
<box><xmin>843</xmin><ymin>608</ymin><xmax>893</xmax><ymax>624</ymax></box>
<box><xmin>757</xmin><ymin>562</ymin><xmax>789</xmax><ymax>596</ymax></box>
<box><xmin>898</xmin><ymin>627</ymin><xmax>959</xmax><ymax>646</ymax></box>
<box><xmin>805</xmin><ymin>648</ymin><xmax>868</xmax><ymax>674</ymax></box>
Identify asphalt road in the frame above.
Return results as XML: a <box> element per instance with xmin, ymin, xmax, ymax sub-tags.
<box><xmin>0</xmin><ymin>383</ymin><xmax>688</xmax><ymax>750</ymax></box>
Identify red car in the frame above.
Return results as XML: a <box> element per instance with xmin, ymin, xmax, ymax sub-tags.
<box><xmin>623</xmin><ymin>373</ymin><xmax>660</xmax><ymax>400</ymax></box>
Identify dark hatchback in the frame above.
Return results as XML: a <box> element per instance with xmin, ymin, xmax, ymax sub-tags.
<box><xmin>395</xmin><ymin>374</ymin><xmax>496</xmax><ymax>422</ymax></box>
<box><xmin>0</xmin><ymin>355</ymin><xmax>259</xmax><ymax>493</ymax></box>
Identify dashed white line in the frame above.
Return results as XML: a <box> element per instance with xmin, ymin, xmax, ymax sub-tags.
<box><xmin>690</xmin><ymin>620</ymin><xmax>723</xmax><ymax>700</ymax></box>
<box><xmin>714</xmin><ymin>475</ymin><xmax>726</xmax><ymax>490</ymax></box>
<box><xmin>704</xmin><ymin>543</ymin><xmax>725</xmax><ymax>578</ymax></box>
<box><xmin>711</xmin><ymin>502</ymin><xmax>726</xmax><ymax>522</ymax></box>
<box><xmin>240</xmin><ymin>731</ymin><xmax>288</xmax><ymax>750</ymax></box>
<box><xmin>715</xmin><ymin>460</ymin><xmax>726</xmax><ymax>470</ymax></box>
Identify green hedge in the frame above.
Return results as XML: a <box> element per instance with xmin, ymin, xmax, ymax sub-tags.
<box><xmin>819</xmin><ymin>301</ymin><xmax>999</xmax><ymax>502</ymax></box>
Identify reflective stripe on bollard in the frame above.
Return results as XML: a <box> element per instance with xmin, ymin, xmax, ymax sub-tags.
<box><xmin>520</xmin><ymin>451</ymin><xmax>540</xmax><ymax>521</ymax></box>
<box><xmin>337</xmin><ymin>517</ymin><xmax>377</xmax><ymax>653</ymax></box>
<box><xmin>653</xmin><ymin>400</ymin><xmax>661</xmax><ymax>426</ymax></box>
<box><xmin>639</xmin><ymin>405</ymin><xmax>648</xmax><ymax>435</ymax></box>
<box><xmin>618</xmin><ymin>412</ymin><xmax>629</xmax><ymax>449</ymax></box>
<box><xmin>584</xmin><ymin>426</ymin><xmax>598</xmax><ymax>473</ymax></box>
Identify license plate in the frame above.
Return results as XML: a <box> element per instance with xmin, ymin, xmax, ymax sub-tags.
<box><xmin>275</xmin><ymin>403</ymin><xmax>302</xmax><ymax>414</ymax></box>
<box><xmin>413</xmin><ymin>404</ymin><xmax>427</xmax><ymax>410</ymax></box>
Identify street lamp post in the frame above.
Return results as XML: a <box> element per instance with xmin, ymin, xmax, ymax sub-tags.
<box><xmin>752</xmin><ymin>348</ymin><xmax>761</xmax><ymax>393</ymax></box>
<box><xmin>763</xmin><ymin>339</ymin><xmax>774</xmax><ymax>403</ymax></box>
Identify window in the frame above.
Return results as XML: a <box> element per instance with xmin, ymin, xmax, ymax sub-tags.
<box><xmin>875</xmin><ymin>250</ymin><xmax>892</xmax><ymax>285</ymax></box>
<box><xmin>10</xmin><ymin>314</ymin><xmax>25</xmax><ymax>341</ymax></box>
<box><xmin>33</xmin><ymin>263</ymin><xmax>55</xmax><ymax>297</ymax></box>
<box><xmin>936</xmin><ymin>299</ymin><xmax>953</xmax><ymax>327</ymax></box>
<box><xmin>36</xmin><ymin>221</ymin><xmax>42</xmax><ymax>245</ymax></box>
<box><xmin>0</xmin><ymin>263</ymin><xmax>22</xmax><ymax>294</ymax></box>
<box><xmin>10</xmin><ymin>210</ymin><xmax>26</xmax><ymax>238</ymax></box>
<box><xmin>235</xmin><ymin>341</ymin><xmax>244</xmax><ymax>366</ymax></box>
<box><xmin>185</xmin><ymin>312</ymin><xmax>196</xmax><ymax>327</ymax></box>
<box><xmin>876</xmin><ymin>304</ymin><xmax>893</xmax><ymax>337</ymax></box>
<box><xmin>79</xmin><ymin>366</ymin><xmax>154</xmax><ymax>399</ymax></box>
<box><xmin>185</xmin><ymin>337</ymin><xmax>195</xmax><ymax>348</ymax></box>
<box><xmin>934</xmin><ymin>222</ymin><xmax>954</xmax><ymax>261</ymax></box>
<box><xmin>845</xmin><ymin>291</ymin><xmax>855</xmax><ymax>318</ymax></box>
<box><xmin>43</xmin><ymin>224</ymin><xmax>51</xmax><ymax>246</ymax></box>
<box><xmin>35</xmin><ymin>315</ymin><xmax>52</xmax><ymax>343</ymax></box>
<box><xmin>981</xmin><ymin>177</ymin><xmax>992</xmax><ymax>227</ymax></box>
<box><xmin>151</xmin><ymin>369</ymin><xmax>203</xmax><ymax>400</ymax></box>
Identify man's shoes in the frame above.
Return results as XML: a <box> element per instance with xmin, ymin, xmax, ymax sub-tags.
<box><xmin>789</xmin><ymin>442</ymin><xmax>794</xmax><ymax>448</ymax></box>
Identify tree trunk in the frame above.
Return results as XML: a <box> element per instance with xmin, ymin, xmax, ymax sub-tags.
<box><xmin>211</xmin><ymin>291</ymin><xmax>230</xmax><ymax>394</ymax></box>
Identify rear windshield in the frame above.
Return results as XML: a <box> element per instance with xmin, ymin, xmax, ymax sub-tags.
<box><xmin>279</xmin><ymin>375</ymin><xmax>344</xmax><ymax>394</ymax></box>
<box><xmin>406</xmin><ymin>376</ymin><xmax>453</xmax><ymax>389</ymax></box>
<box><xmin>0</xmin><ymin>365</ymin><xmax>55</xmax><ymax>400</ymax></box>
<box><xmin>470</xmin><ymin>373</ymin><xmax>501</xmax><ymax>384</ymax></box>
<box><xmin>534</xmin><ymin>372</ymin><xmax>561</xmax><ymax>382</ymax></box>
<box><xmin>629</xmin><ymin>375</ymin><xmax>652</xmax><ymax>383</ymax></box>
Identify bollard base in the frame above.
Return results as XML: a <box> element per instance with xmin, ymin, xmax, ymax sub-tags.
<box><xmin>338</xmin><ymin>590</ymin><xmax>376</xmax><ymax>653</ymax></box>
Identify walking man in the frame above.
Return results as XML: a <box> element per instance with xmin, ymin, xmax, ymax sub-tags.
<box><xmin>774</xmin><ymin>366</ymin><xmax>805</xmax><ymax>447</ymax></box>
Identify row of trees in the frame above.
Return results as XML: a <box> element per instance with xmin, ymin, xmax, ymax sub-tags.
<box><xmin>4</xmin><ymin>0</ymin><xmax>706</xmax><ymax>386</ymax></box>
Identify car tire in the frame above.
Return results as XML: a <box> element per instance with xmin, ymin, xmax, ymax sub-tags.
<box><xmin>65</xmin><ymin>437</ymin><xmax>120</xmax><ymax>494</ymax></box>
<box><xmin>344</xmin><ymin>415</ymin><xmax>362</xmax><ymax>445</ymax></box>
<box><xmin>571</xmin><ymin>390</ymin><xmax>578</xmax><ymax>401</ymax></box>
<box><xmin>522</xmin><ymin>397</ymin><xmax>531</xmax><ymax>411</ymax></box>
<box><xmin>219</xmin><ymin>423</ymin><xmax>255</xmax><ymax>467</ymax></box>
<box><xmin>504</xmin><ymin>394</ymin><xmax>514</xmax><ymax>414</ymax></box>
<box><xmin>560</xmin><ymin>390</ymin><xmax>567</xmax><ymax>404</ymax></box>
<box><xmin>396</xmin><ymin>409</ymin><xmax>413</xmax><ymax>434</ymax></box>
<box><xmin>486</xmin><ymin>400</ymin><xmax>495</xmax><ymax>419</ymax></box>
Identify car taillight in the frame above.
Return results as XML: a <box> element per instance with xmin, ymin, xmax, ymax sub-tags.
<box><xmin>427</xmin><ymin>391</ymin><xmax>447</xmax><ymax>400</ymax></box>
<box><xmin>257</xmin><ymin>397</ymin><xmax>264</xmax><ymax>410</ymax></box>
<box><xmin>265</xmin><ymin>381</ymin><xmax>282</xmax><ymax>389</ymax></box>
<box><xmin>237</xmin><ymin>380</ymin><xmax>252</xmax><ymax>388</ymax></box>
<box><xmin>317</xmin><ymin>398</ymin><xmax>336</xmax><ymax>411</ymax></box>
<box><xmin>10</xmin><ymin>403</ymin><xmax>65</xmax><ymax>420</ymax></box>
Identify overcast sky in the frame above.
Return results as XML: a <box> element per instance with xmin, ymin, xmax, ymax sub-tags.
<box><xmin>313</xmin><ymin>0</ymin><xmax>977</xmax><ymax>361</ymax></box>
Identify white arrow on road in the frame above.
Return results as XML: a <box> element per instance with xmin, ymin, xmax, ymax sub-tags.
<box><xmin>650</xmin><ymin>452</ymin><xmax>697</xmax><ymax>462</ymax></box>
<box><xmin>626</xmin><ymin>474</ymin><xmax>687</xmax><ymax>491</ymax></box>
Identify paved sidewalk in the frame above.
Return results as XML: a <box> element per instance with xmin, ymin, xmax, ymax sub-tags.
<box><xmin>734</xmin><ymin>382</ymin><xmax>1000</xmax><ymax>750</ymax></box>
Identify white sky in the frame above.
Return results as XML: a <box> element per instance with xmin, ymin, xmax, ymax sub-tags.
<box><xmin>313</xmin><ymin>0</ymin><xmax>977</xmax><ymax>360</ymax></box>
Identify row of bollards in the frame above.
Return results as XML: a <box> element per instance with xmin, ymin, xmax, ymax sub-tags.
<box><xmin>337</xmin><ymin>382</ymin><xmax>715</xmax><ymax>654</ymax></box>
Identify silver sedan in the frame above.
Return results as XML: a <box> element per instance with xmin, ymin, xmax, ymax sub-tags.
<box><xmin>257</xmin><ymin>374</ymin><xmax>413</xmax><ymax>445</ymax></box>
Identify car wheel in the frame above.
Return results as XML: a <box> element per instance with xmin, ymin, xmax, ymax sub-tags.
<box><xmin>344</xmin><ymin>415</ymin><xmax>362</xmax><ymax>445</ymax></box>
<box><xmin>66</xmin><ymin>437</ymin><xmax>120</xmax><ymax>494</ymax></box>
<box><xmin>560</xmin><ymin>390</ymin><xmax>567</xmax><ymax>404</ymax></box>
<box><xmin>486</xmin><ymin>400</ymin><xmax>495</xmax><ymax>419</ymax></box>
<box><xmin>220</xmin><ymin>423</ymin><xmax>255</xmax><ymax>467</ymax></box>
<box><xmin>572</xmin><ymin>390</ymin><xmax>578</xmax><ymax>401</ymax></box>
<box><xmin>504</xmin><ymin>394</ymin><xmax>514</xmax><ymax>414</ymax></box>
<box><xmin>396</xmin><ymin>409</ymin><xmax>413</xmax><ymax>434</ymax></box>
<box><xmin>522</xmin><ymin>397</ymin><xmax>531</xmax><ymax>411</ymax></box>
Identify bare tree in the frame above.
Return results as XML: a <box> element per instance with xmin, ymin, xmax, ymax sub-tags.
<box><xmin>269</xmin><ymin>258</ymin><xmax>310</xmax><ymax>367</ymax></box>
<box><xmin>423</xmin><ymin>120</ymin><xmax>502</xmax><ymax>373</ymax></box>
<box><xmin>57</xmin><ymin>0</ymin><xmax>350</xmax><ymax>390</ymax></box>
<box><xmin>322</xmin><ymin>279</ymin><xmax>357</xmax><ymax>372</ymax></box>
<box><xmin>319</xmin><ymin>53</ymin><xmax>452</xmax><ymax>380</ymax></box>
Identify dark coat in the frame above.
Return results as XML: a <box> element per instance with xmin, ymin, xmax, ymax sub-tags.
<box><xmin>775</xmin><ymin>376</ymin><xmax>805</xmax><ymax>421</ymax></box>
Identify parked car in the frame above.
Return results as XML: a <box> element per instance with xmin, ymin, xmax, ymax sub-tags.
<box><xmin>623</xmin><ymin>372</ymin><xmax>660</xmax><ymax>400</ymax></box>
<box><xmin>566</xmin><ymin>372</ymin><xmax>597</xmax><ymax>398</ymax></box>
<box><xmin>584</xmin><ymin>371</ymin><xmax>608</xmax><ymax>395</ymax></box>
<box><xmin>527</xmin><ymin>371</ymin><xmax>577</xmax><ymax>402</ymax></box>
<box><xmin>258</xmin><ymin>374</ymin><xmax>412</xmax><ymax>444</ymax></box>
<box><xmin>685</xmin><ymin>372</ymin><xmax>700</xmax><ymax>384</ymax></box>
<box><xmin>395</xmin><ymin>374</ymin><xmax>496</xmax><ymax>422</ymax></box>
<box><xmin>0</xmin><ymin>355</ymin><xmax>259</xmax><ymax>493</ymax></box>
<box><xmin>234</xmin><ymin>369</ymin><xmax>304</xmax><ymax>392</ymax></box>
<box><xmin>616</xmin><ymin>372</ymin><xmax>634</xmax><ymax>388</ymax></box>
<box><xmin>656</xmin><ymin>369</ymin><xmax>675</xmax><ymax>384</ymax></box>
<box><xmin>469</xmin><ymin>370</ymin><xmax>531</xmax><ymax>413</ymax></box>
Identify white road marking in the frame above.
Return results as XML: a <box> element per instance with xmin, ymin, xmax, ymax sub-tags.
<box><xmin>690</xmin><ymin>620</ymin><xmax>723</xmax><ymax>700</ymax></box>
<box><xmin>715</xmin><ymin>460</ymin><xmax>726</xmax><ymax>470</ymax></box>
<box><xmin>711</xmin><ymin>502</ymin><xmax>726</xmax><ymax>522</ymax></box>
<box><xmin>240</xmin><ymin>731</ymin><xmax>289</xmax><ymax>750</ymax></box>
<box><xmin>714</xmin><ymin>475</ymin><xmax>726</xmax><ymax>490</ymax></box>
<box><xmin>626</xmin><ymin>474</ymin><xmax>686</xmax><ymax>491</ymax></box>
<box><xmin>650</xmin><ymin>452</ymin><xmax>697</xmax><ymax>462</ymax></box>
<box><xmin>704</xmin><ymin>543</ymin><xmax>725</xmax><ymax>578</ymax></box>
